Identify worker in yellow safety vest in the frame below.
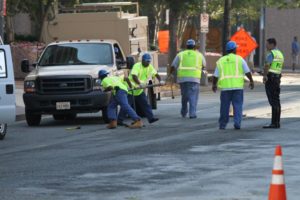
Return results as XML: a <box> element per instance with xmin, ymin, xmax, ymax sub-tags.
<box><xmin>98</xmin><ymin>70</ymin><xmax>143</xmax><ymax>129</ymax></box>
<box><xmin>170</xmin><ymin>39</ymin><xmax>206</xmax><ymax>118</ymax></box>
<box><xmin>262</xmin><ymin>38</ymin><xmax>284</xmax><ymax>129</ymax></box>
<box><xmin>212</xmin><ymin>41</ymin><xmax>254</xmax><ymax>130</ymax></box>
<box><xmin>118</xmin><ymin>53</ymin><xmax>162</xmax><ymax>125</ymax></box>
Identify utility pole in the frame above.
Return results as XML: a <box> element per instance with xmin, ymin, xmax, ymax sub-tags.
<box><xmin>259</xmin><ymin>1</ymin><xmax>266</xmax><ymax>71</ymax></box>
<box><xmin>200</xmin><ymin>0</ymin><xmax>208</xmax><ymax>86</ymax></box>
<box><xmin>222</xmin><ymin>0</ymin><xmax>232</xmax><ymax>55</ymax></box>
<box><xmin>0</xmin><ymin>0</ymin><xmax>4</xmax><ymax>40</ymax></box>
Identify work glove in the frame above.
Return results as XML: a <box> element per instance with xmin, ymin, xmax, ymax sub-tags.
<box><xmin>139</xmin><ymin>83</ymin><xmax>146</xmax><ymax>88</ymax></box>
<box><xmin>159</xmin><ymin>80</ymin><xmax>165</xmax><ymax>85</ymax></box>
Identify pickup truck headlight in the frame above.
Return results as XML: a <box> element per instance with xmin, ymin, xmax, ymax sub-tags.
<box><xmin>93</xmin><ymin>78</ymin><xmax>102</xmax><ymax>90</ymax></box>
<box><xmin>24</xmin><ymin>80</ymin><xmax>36</xmax><ymax>93</ymax></box>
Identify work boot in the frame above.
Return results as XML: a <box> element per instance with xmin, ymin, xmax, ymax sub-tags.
<box><xmin>263</xmin><ymin>107</ymin><xmax>279</xmax><ymax>129</ymax></box>
<box><xmin>107</xmin><ymin>120</ymin><xmax>117</xmax><ymax>129</ymax></box>
<box><xmin>149</xmin><ymin>118</ymin><xmax>159</xmax><ymax>124</ymax></box>
<box><xmin>129</xmin><ymin>120</ymin><xmax>143</xmax><ymax>129</ymax></box>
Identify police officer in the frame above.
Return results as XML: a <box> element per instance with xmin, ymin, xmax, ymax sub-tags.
<box><xmin>98</xmin><ymin>70</ymin><xmax>143</xmax><ymax>129</ymax></box>
<box><xmin>170</xmin><ymin>39</ymin><xmax>206</xmax><ymax>118</ymax></box>
<box><xmin>212</xmin><ymin>41</ymin><xmax>254</xmax><ymax>130</ymax></box>
<box><xmin>263</xmin><ymin>38</ymin><xmax>284</xmax><ymax>129</ymax></box>
<box><xmin>118</xmin><ymin>53</ymin><xmax>161</xmax><ymax>124</ymax></box>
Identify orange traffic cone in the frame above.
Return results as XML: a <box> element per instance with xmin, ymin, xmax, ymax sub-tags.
<box><xmin>269</xmin><ymin>145</ymin><xmax>287</xmax><ymax>200</ymax></box>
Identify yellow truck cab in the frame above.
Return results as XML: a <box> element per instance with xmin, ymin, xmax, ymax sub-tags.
<box><xmin>0</xmin><ymin>45</ymin><xmax>16</xmax><ymax>139</ymax></box>
<box><xmin>21</xmin><ymin>39</ymin><xmax>133</xmax><ymax>126</ymax></box>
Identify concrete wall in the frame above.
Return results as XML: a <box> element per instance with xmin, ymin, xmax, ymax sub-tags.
<box><xmin>265</xmin><ymin>8</ymin><xmax>300</xmax><ymax>68</ymax></box>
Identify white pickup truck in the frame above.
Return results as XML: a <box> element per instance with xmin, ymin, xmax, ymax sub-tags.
<box><xmin>0</xmin><ymin>45</ymin><xmax>16</xmax><ymax>140</ymax></box>
<box><xmin>21</xmin><ymin>39</ymin><xmax>133</xmax><ymax>126</ymax></box>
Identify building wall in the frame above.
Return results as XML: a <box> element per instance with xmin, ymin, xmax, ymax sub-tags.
<box><xmin>265</xmin><ymin>8</ymin><xmax>300</xmax><ymax>68</ymax></box>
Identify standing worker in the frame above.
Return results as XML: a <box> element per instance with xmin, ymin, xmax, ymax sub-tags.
<box><xmin>98</xmin><ymin>70</ymin><xmax>143</xmax><ymax>129</ymax></box>
<box><xmin>263</xmin><ymin>38</ymin><xmax>284</xmax><ymax>129</ymax></box>
<box><xmin>118</xmin><ymin>53</ymin><xmax>161</xmax><ymax>124</ymax></box>
<box><xmin>170</xmin><ymin>39</ymin><xmax>206</xmax><ymax>118</ymax></box>
<box><xmin>212</xmin><ymin>41</ymin><xmax>254</xmax><ymax>130</ymax></box>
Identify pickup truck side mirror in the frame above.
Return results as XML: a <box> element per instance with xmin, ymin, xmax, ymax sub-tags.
<box><xmin>21</xmin><ymin>59</ymin><xmax>30</xmax><ymax>73</ymax></box>
<box><xmin>116</xmin><ymin>59</ymin><xmax>127</xmax><ymax>70</ymax></box>
<box><xmin>126</xmin><ymin>56</ymin><xmax>135</xmax><ymax>69</ymax></box>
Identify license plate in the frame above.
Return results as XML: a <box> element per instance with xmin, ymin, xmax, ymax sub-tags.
<box><xmin>56</xmin><ymin>102</ymin><xmax>71</xmax><ymax>110</ymax></box>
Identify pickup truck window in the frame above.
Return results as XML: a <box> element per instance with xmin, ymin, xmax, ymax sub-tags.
<box><xmin>39</xmin><ymin>43</ymin><xmax>113</xmax><ymax>66</ymax></box>
<box><xmin>0</xmin><ymin>50</ymin><xmax>7</xmax><ymax>78</ymax></box>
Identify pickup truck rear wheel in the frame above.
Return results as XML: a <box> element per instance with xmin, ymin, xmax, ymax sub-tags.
<box><xmin>0</xmin><ymin>123</ymin><xmax>7</xmax><ymax>140</ymax></box>
<box><xmin>25</xmin><ymin>110</ymin><xmax>41</xmax><ymax>126</ymax></box>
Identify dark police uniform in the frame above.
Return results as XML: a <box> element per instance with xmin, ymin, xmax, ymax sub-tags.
<box><xmin>264</xmin><ymin>49</ymin><xmax>284</xmax><ymax>128</ymax></box>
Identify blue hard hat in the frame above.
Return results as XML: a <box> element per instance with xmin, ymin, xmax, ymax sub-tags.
<box><xmin>98</xmin><ymin>70</ymin><xmax>109</xmax><ymax>78</ymax></box>
<box><xmin>142</xmin><ymin>53</ymin><xmax>152</xmax><ymax>62</ymax></box>
<box><xmin>226</xmin><ymin>41</ymin><xmax>237</xmax><ymax>51</ymax></box>
<box><xmin>186</xmin><ymin>39</ymin><xmax>196</xmax><ymax>47</ymax></box>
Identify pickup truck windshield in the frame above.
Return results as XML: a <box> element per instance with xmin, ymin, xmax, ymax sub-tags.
<box><xmin>39</xmin><ymin>43</ymin><xmax>113</xmax><ymax>66</ymax></box>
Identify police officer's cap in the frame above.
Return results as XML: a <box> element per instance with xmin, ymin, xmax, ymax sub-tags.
<box><xmin>226</xmin><ymin>41</ymin><xmax>237</xmax><ymax>51</ymax></box>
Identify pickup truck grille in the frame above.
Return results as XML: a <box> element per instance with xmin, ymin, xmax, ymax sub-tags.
<box><xmin>37</xmin><ymin>76</ymin><xmax>92</xmax><ymax>94</ymax></box>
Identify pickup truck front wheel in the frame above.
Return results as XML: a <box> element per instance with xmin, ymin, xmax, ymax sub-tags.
<box><xmin>25</xmin><ymin>109</ymin><xmax>41</xmax><ymax>126</ymax></box>
<box><xmin>0</xmin><ymin>123</ymin><xmax>7</xmax><ymax>140</ymax></box>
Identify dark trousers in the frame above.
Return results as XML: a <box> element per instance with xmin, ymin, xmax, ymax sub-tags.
<box><xmin>265</xmin><ymin>73</ymin><xmax>281</xmax><ymax>125</ymax></box>
<box><xmin>118</xmin><ymin>92</ymin><xmax>154</xmax><ymax>123</ymax></box>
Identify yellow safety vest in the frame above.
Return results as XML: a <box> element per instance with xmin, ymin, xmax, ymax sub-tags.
<box><xmin>217</xmin><ymin>53</ymin><xmax>244</xmax><ymax>89</ymax></box>
<box><xmin>269</xmin><ymin>49</ymin><xmax>284</xmax><ymax>74</ymax></box>
<box><xmin>101</xmin><ymin>76</ymin><xmax>128</xmax><ymax>95</ymax></box>
<box><xmin>128</xmin><ymin>62</ymin><xmax>153</xmax><ymax>96</ymax></box>
<box><xmin>177</xmin><ymin>50</ymin><xmax>203</xmax><ymax>79</ymax></box>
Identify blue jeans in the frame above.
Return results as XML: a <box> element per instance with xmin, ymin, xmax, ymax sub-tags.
<box><xmin>118</xmin><ymin>92</ymin><xmax>154</xmax><ymax>123</ymax></box>
<box><xmin>107</xmin><ymin>89</ymin><xmax>140</xmax><ymax>121</ymax></box>
<box><xmin>219</xmin><ymin>90</ymin><xmax>244</xmax><ymax>129</ymax></box>
<box><xmin>180</xmin><ymin>82</ymin><xmax>200</xmax><ymax>118</ymax></box>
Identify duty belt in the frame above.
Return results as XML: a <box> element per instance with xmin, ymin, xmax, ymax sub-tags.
<box><xmin>268</xmin><ymin>72</ymin><xmax>281</xmax><ymax>78</ymax></box>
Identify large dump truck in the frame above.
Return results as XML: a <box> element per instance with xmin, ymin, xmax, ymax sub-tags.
<box><xmin>21</xmin><ymin>2</ymin><xmax>158</xmax><ymax>126</ymax></box>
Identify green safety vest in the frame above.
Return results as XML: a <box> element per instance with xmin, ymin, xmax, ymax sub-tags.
<box><xmin>177</xmin><ymin>50</ymin><xmax>203</xmax><ymax>79</ymax></box>
<box><xmin>101</xmin><ymin>76</ymin><xmax>128</xmax><ymax>95</ymax></box>
<box><xmin>217</xmin><ymin>53</ymin><xmax>244</xmax><ymax>89</ymax></box>
<box><xmin>269</xmin><ymin>49</ymin><xmax>284</xmax><ymax>74</ymax></box>
<box><xmin>128</xmin><ymin>62</ymin><xmax>153</xmax><ymax>96</ymax></box>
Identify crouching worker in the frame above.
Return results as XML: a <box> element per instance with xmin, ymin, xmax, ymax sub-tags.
<box><xmin>98</xmin><ymin>70</ymin><xmax>143</xmax><ymax>129</ymax></box>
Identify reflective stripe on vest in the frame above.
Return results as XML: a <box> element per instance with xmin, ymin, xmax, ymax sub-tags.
<box><xmin>177</xmin><ymin>50</ymin><xmax>203</xmax><ymax>79</ymax></box>
<box><xmin>217</xmin><ymin>54</ymin><xmax>244</xmax><ymax>89</ymax></box>
<box><xmin>269</xmin><ymin>50</ymin><xmax>284</xmax><ymax>74</ymax></box>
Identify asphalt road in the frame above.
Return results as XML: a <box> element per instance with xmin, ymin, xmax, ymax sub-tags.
<box><xmin>1</xmin><ymin>75</ymin><xmax>300</xmax><ymax>200</ymax></box>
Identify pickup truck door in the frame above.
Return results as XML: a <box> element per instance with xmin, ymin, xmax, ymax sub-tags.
<box><xmin>0</xmin><ymin>45</ymin><xmax>16</xmax><ymax>123</ymax></box>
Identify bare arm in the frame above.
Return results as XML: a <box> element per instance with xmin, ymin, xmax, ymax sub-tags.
<box><xmin>124</xmin><ymin>77</ymin><xmax>132</xmax><ymax>88</ymax></box>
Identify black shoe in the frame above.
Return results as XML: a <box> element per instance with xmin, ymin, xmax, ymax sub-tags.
<box><xmin>189</xmin><ymin>116</ymin><xmax>197</xmax><ymax>119</ymax></box>
<box><xmin>234</xmin><ymin>125</ymin><xmax>241</xmax><ymax>130</ymax></box>
<box><xmin>263</xmin><ymin>124</ymin><xmax>280</xmax><ymax>129</ymax></box>
<box><xmin>149</xmin><ymin>118</ymin><xmax>159</xmax><ymax>124</ymax></box>
<box><xmin>117</xmin><ymin>121</ymin><xmax>129</xmax><ymax>127</ymax></box>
